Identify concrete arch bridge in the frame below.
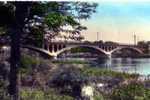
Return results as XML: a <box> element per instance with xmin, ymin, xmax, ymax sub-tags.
<box><xmin>42</xmin><ymin>42</ymin><xmax>144</xmax><ymax>58</ymax></box>
<box><xmin>0</xmin><ymin>42</ymin><xmax>144</xmax><ymax>59</ymax></box>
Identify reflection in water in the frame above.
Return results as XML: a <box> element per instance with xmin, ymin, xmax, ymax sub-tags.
<box><xmin>94</xmin><ymin>58</ymin><xmax>150</xmax><ymax>75</ymax></box>
<box><xmin>57</xmin><ymin>57</ymin><xmax>150</xmax><ymax>76</ymax></box>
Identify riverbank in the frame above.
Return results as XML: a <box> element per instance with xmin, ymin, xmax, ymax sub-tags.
<box><xmin>0</xmin><ymin>53</ymin><xmax>150</xmax><ymax>100</ymax></box>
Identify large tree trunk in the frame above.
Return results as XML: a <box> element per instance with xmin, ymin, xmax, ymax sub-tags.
<box><xmin>9</xmin><ymin>26</ymin><xmax>21</xmax><ymax>100</ymax></box>
<box><xmin>8</xmin><ymin>2</ymin><xmax>30</xmax><ymax>100</ymax></box>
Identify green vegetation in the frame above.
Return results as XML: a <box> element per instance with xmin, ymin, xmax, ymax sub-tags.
<box><xmin>80</xmin><ymin>67</ymin><xmax>139</xmax><ymax>79</ymax></box>
<box><xmin>0</xmin><ymin>2</ymin><xmax>98</xmax><ymax>99</ymax></box>
<box><xmin>52</xmin><ymin>60</ymin><xmax>139</xmax><ymax>80</ymax></box>
<box><xmin>20</xmin><ymin>55</ymin><xmax>39</xmax><ymax>75</ymax></box>
<box><xmin>0</xmin><ymin>78</ymin><xmax>9</xmax><ymax>100</ymax></box>
<box><xmin>19</xmin><ymin>55</ymin><xmax>146</xmax><ymax>100</ymax></box>
<box><xmin>19</xmin><ymin>55</ymin><xmax>77</xmax><ymax>100</ymax></box>
<box><xmin>52</xmin><ymin>60</ymin><xmax>139</xmax><ymax>79</ymax></box>
<box><xmin>52</xmin><ymin>60</ymin><xmax>89</xmax><ymax>64</ymax></box>
<box><xmin>94</xmin><ymin>91</ymin><xmax>105</xmax><ymax>100</ymax></box>
<box><xmin>111</xmin><ymin>82</ymin><xmax>150</xmax><ymax>100</ymax></box>
<box><xmin>23</xmin><ymin>28</ymin><xmax>44</xmax><ymax>48</ymax></box>
<box><xmin>20</xmin><ymin>88</ymin><xmax>74</xmax><ymax>100</ymax></box>
<box><xmin>0</xmin><ymin>27</ymin><xmax>6</xmax><ymax>35</ymax></box>
<box><xmin>1</xmin><ymin>52</ymin><xmax>149</xmax><ymax>100</ymax></box>
<box><xmin>70</xmin><ymin>47</ymin><xmax>90</xmax><ymax>53</ymax></box>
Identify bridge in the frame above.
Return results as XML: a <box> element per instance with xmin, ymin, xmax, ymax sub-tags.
<box><xmin>0</xmin><ymin>41</ymin><xmax>144</xmax><ymax>59</ymax></box>
<box><xmin>39</xmin><ymin>41</ymin><xmax>144</xmax><ymax>58</ymax></box>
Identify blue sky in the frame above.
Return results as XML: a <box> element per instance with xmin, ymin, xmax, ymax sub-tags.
<box><xmin>82</xmin><ymin>2</ymin><xmax>150</xmax><ymax>44</ymax></box>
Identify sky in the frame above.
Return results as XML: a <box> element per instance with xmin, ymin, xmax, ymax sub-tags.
<box><xmin>81</xmin><ymin>1</ymin><xmax>150</xmax><ymax>44</ymax></box>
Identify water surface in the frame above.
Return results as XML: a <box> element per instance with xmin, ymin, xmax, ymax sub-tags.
<box><xmin>93</xmin><ymin>58</ymin><xmax>150</xmax><ymax>76</ymax></box>
<box><xmin>57</xmin><ymin>57</ymin><xmax>150</xmax><ymax>76</ymax></box>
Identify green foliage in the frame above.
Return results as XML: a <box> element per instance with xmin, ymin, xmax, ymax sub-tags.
<box><xmin>50</xmin><ymin>67</ymin><xmax>87</xmax><ymax>91</ymax></box>
<box><xmin>0</xmin><ymin>3</ymin><xmax>14</xmax><ymax>26</ymax></box>
<box><xmin>45</xmin><ymin>12</ymin><xmax>80</xmax><ymax>32</ymax></box>
<box><xmin>94</xmin><ymin>95</ymin><xmax>104</xmax><ymax>100</ymax></box>
<box><xmin>0</xmin><ymin>78</ymin><xmax>10</xmax><ymax>100</ymax></box>
<box><xmin>111</xmin><ymin>82</ymin><xmax>150</xmax><ymax>100</ymax></box>
<box><xmin>70</xmin><ymin>47</ymin><xmax>90</xmax><ymax>53</ymax></box>
<box><xmin>22</xmin><ymin>28</ymin><xmax>44</xmax><ymax>48</ymax></box>
<box><xmin>52</xmin><ymin>60</ymin><xmax>89</xmax><ymax>64</ymax></box>
<box><xmin>65</xmin><ymin>16</ymin><xmax>79</xmax><ymax>26</ymax></box>
<box><xmin>20</xmin><ymin>55</ymin><xmax>39</xmax><ymax>75</ymax></box>
<box><xmin>80</xmin><ymin>67</ymin><xmax>139</xmax><ymax>79</ymax></box>
<box><xmin>0</xmin><ymin>27</ymin><xmax>6</xmax><ymax>35</ymax></box>
<box><xmin>48</xmin><ymin>66</ymin><xmax>91</xmax><ymax>99</ymax></box>
<box><xmin>45</xmin><ymin>12</ymin><xmax>66</xmax><ymax>30</ymax></box>
<box><xmin>30</xmin><ymin>2</ymin><xmax>97</xmax><ymax>43</ymax></box>
<box><xmin>30</xmin><ymin>3</ymin><xmax>48</xmax><ymax>16</ymax></box>
<box><xmin>20</xmin><ymin>88</ymin><xmax>74</xmax><ymax>100</ymax></box>
<box><xmin>94</xmin><ymin>91</ymin><xmax>105</xmax><ymax>100</ymax></box>
<box><xmin>145</xmin><ymin>89</ymin><xmax>150</xmax><ymax>100</ymax></box>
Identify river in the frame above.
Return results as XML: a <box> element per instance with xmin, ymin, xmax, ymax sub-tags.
<box><xmin>56</xmin><ymin>57</ymin><xmax>150</xmax><ymax>76</ymax></box>
<box><xmin>94</xmin><ymin>58</ymin><xmax>150</xmax><ymax>76</ymax></box>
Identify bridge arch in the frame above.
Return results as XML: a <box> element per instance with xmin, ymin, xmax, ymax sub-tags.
<box><xmin>110</xmin><ymin>47</ymin><xmax>143</xmax><ymax>55</ymax></box>
<box><xmin>55</xmin><ymin>45</ymin><xmax>109</xmax><ymax>57</ymax></box>
<box><xmin>0</xmin><ymin>45</ymin><xmax>54</xmax><ymax>58</ymax></box>
<box><xmin>21</xmin><ymin>45</ymin><xmax>55</xmax><ymax>58</ymax></box>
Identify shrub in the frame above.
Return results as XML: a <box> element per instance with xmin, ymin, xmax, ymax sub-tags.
<box><xmin>111</xmin><ymin>82</ymin><xmax>150</xmax><ymax>100</ymax></box>
<box><xmin>49</xmin><ymin>67</ymin><xmax>87</xmax><ymax>97</ymax></box>
<box><xmin>94</xmin><ymin>91</ymin><xmax>105</xmax><ymax>100</ymax></box>
<box><xmin>20</xmin><ymin>55</ymin><xmax>38</xmax><ymax>75</ymax></box>
<box><xmin>0</xmin><ymin>77</ymin><xmax>9</xmax><ymax>100</ymax></box>
<box><xmin>20</xmin><ymin>88</ymin><xmax>74</xmax><ymax>100</ymax></box>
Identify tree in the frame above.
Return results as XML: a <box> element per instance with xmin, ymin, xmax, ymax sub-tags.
<box><xmin>0</xmin><ymin>2</ymin><xmax>97</xmax><ymax>48</ymax></box>
<box><xmin>0</xmin><ymin>1</ymin><xmax>97</xmax><ymax>100</ymax></box>
<box><xmin>0</xmin><ymin>2</ymin><xmax>32</xmax><ymax>100</ymax></box>
<box><xmin>22</xmin><ymin>2</ymin><xmax>97</xmax><ymax>48</ymax></box>
<box><xmin>137</xmin><ymin>41</ymin><xmax>149</xmax><ymax>54</ymax></box>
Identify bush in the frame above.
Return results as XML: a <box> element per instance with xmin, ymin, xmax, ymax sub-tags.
<box><xmin>0</xmin><ymin>77</ymin><xmax>9</xmax><ymax>100</ymax></box>
<box><xmin>20</xmin><ymin>88</ymin><xmax>74</xmax><ymax>100</ymax></box>
<box><xmin>20</xmin><ymin>54</ymin><xmax>56</xmax><ymax>88</ymax></box>
<box><xmin>111</xmin><ymin>82</ymin><xmax>150</xmax><ymax>100</ymax></box>
<box><xmin>49</xmin><ymin>67</ymin><xmax>87</xmax><ymax>97</ymax></box>
<box><xmin>20</xmin><ymin>55</ymin><xmax>38</xmax><ymax>75</ymax></box>
<box><xmin>94</xmin><ymin>91</ymin><xmax>105</xmax><ymax>100</ymax></box>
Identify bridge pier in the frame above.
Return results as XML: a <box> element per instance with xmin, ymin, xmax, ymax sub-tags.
<box><xmin>106</xmin><ymin>53</ymin><xmax>111</xmax><ymax>59</ymax></box>
<box><xmin>51</xmin><ymin>52</ymin><xmax>58</xmax><ymax>60</ymax></box>
<box><xmin>52</xmin><ymin>45</ymin><xmax>55</xmax><ymax>53</ymax></box>
<box><xmin>53</xmin><ymin>56</ymin><xmax>57</xmax><ymax>60</ymax></box>
<box><xmin>108</xmin><ymin>54</ymin><xmax>111</xmax><ymax>59</ymax></box>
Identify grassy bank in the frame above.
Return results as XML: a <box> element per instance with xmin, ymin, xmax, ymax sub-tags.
<box><xmin>18</xmin><ymin>55</ymin><xmax>150</xmax><ymax>100</ymax></box>
<box><xmin>20</xmin><ymin>88</ymin><xmax>74</xmax><ymax>100</ymax></box>
<box><xmin>80</xmin><ymin>67</ymin><xmax>139</xmax><ymax>79</ymax></box>
<box><xmin>52</xmin><ymin>60</ymin><xmax>90</xmax><ymax>64</ymax></box>
<box><xmin>1</xmin><ymin>54</ymin><xmax>149</xmax><ymax>100</ymax></box>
